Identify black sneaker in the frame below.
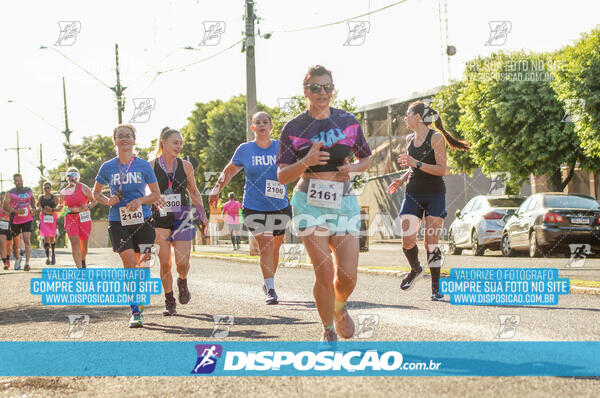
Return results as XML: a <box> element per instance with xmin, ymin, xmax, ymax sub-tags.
<box><xmin>24</xmin><ymin>264</ymin><xmax>31</xmax><ymax>272</ymax></box>
<box><xmin>400</xmin><ymin>266</ymin><xmax>423</xmax><ymax>290</ymax></box>
<box><xmin>163</xmin><ymin>296</ymin><xmax>177</xmax><ymax>316</ymax></box>
<box><xmin>177</xmin><ymin>278</ymin><xmax>191</xmax><ymax>305</ymax></box>
<box><xmin>265</xmin><ymin>288</ymin><xmax>279</xmax><ymax>305</ymax></box>
<box><xmin>431</xmin><ymin>292</ymin><xmax>444</xmax><ymax>301</ymax></box>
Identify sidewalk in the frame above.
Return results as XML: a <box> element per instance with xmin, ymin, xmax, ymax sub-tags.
<box><xmin>192</xmin><ymin>242</ymin><xmax>600</xmax><ymax>293</ymax></box>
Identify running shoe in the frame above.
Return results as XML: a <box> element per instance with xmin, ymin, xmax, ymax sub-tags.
<box><xmin>265</xmin><ymin>288</ymin><xmax>279</xmax><ymax>305</ymax></box>
<box><xmin>400</xmin><ymin>265</ymin><xmax>423</xmax><ymax>290</ymax></box>
<box><xmin>45</xmin><ymin>258</ymin><xmax>51</xmax><ymax>265</ymax></box>
<box><xmin>24</xmin><ymin>263</ymin><xmax>30</xmax><ymax>272</ymax></box>
<box><xmin>334</xmin><ymin>306</ymin><xmax>355</xmax><ymax>339</ymax></box>
<box><xmin>163</xmin><ymin>296</ymin><xmax>177</xmax><ymax>316</ymax></box>
<box><xmin>14</xmin><ymin>257</ymin><xmax>22</xmax><ymax>271</ymax></box>
<box><xmin>51</xmin><ymin>252</ymin><xmax>56</xmax><ymax>265</ymax></box>
<box><xmin>431</xmin><ymin>292</ymin><xmax>444</xmax><ymax>301</ymax></box>
<box><xmin>321</xmin><ymin>329</ymin><xmax>338</xmax><ymax>342</ymax></box>
<box><xmin>177</xmin><ymin>278</ymin><xmax>191</xmax><ymax>305</ymax></box>
<box><xmin>128</xmin><ymin>313</ymin><xmax>143</xmax><ymax>328</ymax></box>
<box><xmin>3</xmin><ymin>259</ymin><xmax>8</xmax><ymax>270</ymax></box>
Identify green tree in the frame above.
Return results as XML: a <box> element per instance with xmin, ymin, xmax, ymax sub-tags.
<box><xmin>551</xmin><ymin>25</ymin><xmax>600</xmax><ymax>161</ymax></box>
<box><xmin>431</xmin><ymin>80</ymin><xmax>478</xmax><ymax>175</ymax></box>
<box><xmin>180</xmin><ymin>99</ymin><xmax>223</xmax><ymax>189</ymax></box>
<box><xmin>45</xmin><ymin>135</ymin><xmax>116</xmax><ymax>221</ymax></box>
<box><xmin>458</xmin><ymin>51</ymin><xmax>595</xmax><ymax>192</ymax></box>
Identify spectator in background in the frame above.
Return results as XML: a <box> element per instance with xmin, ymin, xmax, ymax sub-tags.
<box><xmin>222</xmin><ymin>192</ymin><xmax>242</xmax><ymax>250</ymax></box>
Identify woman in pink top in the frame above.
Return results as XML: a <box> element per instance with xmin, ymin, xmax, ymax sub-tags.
<box><xmin>37</xmin><ymin>182</ymin><xmax>62</xmax><ymax>265</ymax></box>
<box><xmin>60</xmin><ymin>167</ymin><xmax>96</xmax><ymax>268</ymax></box>
<box><xmin>0</xmin><ymin>191</ymin><xmax>12</xmax><ymax>270</ymax></box>
<box><xmin>222</xmin><ymin>192</ymin><xmax>242</xmax><ymax>250</ymax></box>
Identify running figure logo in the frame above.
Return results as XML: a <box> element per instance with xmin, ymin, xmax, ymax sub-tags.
<box><xmin>211</xmin><ymin>315</ymin><xmax>234</xmax><ymax>338</ymax></box>
<box><xmin>129</xmin><ymin>98</ymin><xmax>156</xmax><ymax>123</ymax></box>
<box><xmin>276</xmin><ymin>98</ymin><xmax>294</xmax><ymax>123</ymax></box>
<box><xmin>495</xmin><ymin>314</ymin><xmax>520</xmax><ymax>339</ymax></box>
<box><xmin>343</xmin><ymin>21</ymin><xmax>370</xmax><ymax>46</ymax></box>
<box><xmin>355</xmin><ymin>314</ymin><xmax>380</xmax><ymax>339</ymax></box>
<box><xmin>55</xmin><ymin>21</ymin><xmax>81</xmax><ymax>46</ymax></box>
<box><xmin>191</xmin><ymin>344</ymin><xmax>223</xmax><ymax>374</ymax></box>
<box><xmin>199</xmin><ymin>21</ymin><xmax>226</xmax><ymax>46</ymax></box>
<box><xmin>485</xmin><ymin>21</ymin><xmax>512</xmax><ymax>46</ymax></box>
<box><xmin>281</xmin><ymin>244</ymin><xmax>305</xmax><ymax>268</ymax></box>
<box><xmin>567</xmin><ymin>244</ymin><xmax>590</xmax><ymax>268</ymax></box>
<box><xmin>137</xmin><ymin>244</ymin><xmax>159</xmax><ymax>268</ymax></box>
<box><xmin>67</xmin><ymin>314</ymin><xmax>89</xmax><ymax>339</ymax></box>
<box><xmin>202</xmin><ymin>172</ymin><xmax>222</xmax><ymax>196</ymax></box>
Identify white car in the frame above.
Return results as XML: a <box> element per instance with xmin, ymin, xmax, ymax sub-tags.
<box><xmin>448</xmin><ymin>195</ymin><xmax>525</xmax><ymax>256</ymax></box>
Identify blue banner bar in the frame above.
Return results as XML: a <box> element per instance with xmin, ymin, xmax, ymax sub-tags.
<box><xmin>0</xmin><ymin>342</ymin><xmax>598</xmax><ymax>376</ymax></box>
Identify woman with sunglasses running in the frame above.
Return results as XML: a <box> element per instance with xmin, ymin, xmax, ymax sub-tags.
<box><xmin>386</xmin><ymin>101</ymin><xmax>469</xmax><ymax>300</ymax></box>
<box><xmin>277</xmin><ymin>65</ymin><xmax>372</xmax><ymax>341</ymax></box>
<box><xmin>37</xmin><ymin>181</ymin><xmax>61</xmax><ymax>265</ymax></box>
<box><xmin>150</xmin><ymin>127</ymin><xmax>207</xmax><ymax>316</ymax></box>
<box><xmin>209</xmin><ymin>112</ymin><xmax>291</xmax><ymax>305</ymax></box>
<box><xmin>61</xmin><ymin>167</ymin><xmax>96</xmax><ymax>268</ymax></box>
<box><xmin>93</xmin><ymin>124</ymin><xmax>160</xmax><ymax>328</ymax></box>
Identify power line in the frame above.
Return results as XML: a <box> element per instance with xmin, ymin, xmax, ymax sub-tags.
<box><xmin>271</xmin><ymin>0</ymin><xmax>409</xmax><ymax>34</ymax></box>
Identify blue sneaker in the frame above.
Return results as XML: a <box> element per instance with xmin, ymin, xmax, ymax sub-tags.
<box><xmin>129</xmin><ymin>313</ymin><xmax>143</xmax><ymax>328</ymax></box>
<box><xmin>14</xmin><ymin>257</ymin><xmax>22</xmax><ymax>271</ymax></box>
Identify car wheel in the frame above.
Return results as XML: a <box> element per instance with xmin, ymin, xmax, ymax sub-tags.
<box><xmin>471</xmin><ymin>229</ymin><xmax>485</xmax><ymax>256</ymax></box>
<box><xmin>501</xmin><ymin>233</ymin><xmax>515</xmax><ymax>257</ymax></box>
<box><xmin>529</xmin><ymin>231</ymin><xmax>543</xmax><ymax>258</ymax></box>
<box><xmin>449</xmin><ymin>231</ymin><xmax>462</xmax><ymax>255</ymax></box>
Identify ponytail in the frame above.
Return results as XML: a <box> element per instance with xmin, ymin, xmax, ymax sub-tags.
<box><xmin>409</xmin><ymin>101</ymin><xmax>470</xmax><ymax>151</ymax></box>
<box><xmin>150</xmin><ymin>126</ymin><xmax>180</xmax><ymax>160</ymax></box>
<box><xmin>433</xmin><ymin>112</ymin><xmax>470</xmax><ymax>151</ymax></box>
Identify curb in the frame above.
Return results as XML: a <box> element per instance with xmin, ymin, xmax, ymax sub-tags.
<box><xmin>191</xmin><ymin>253</ymin><xmax>600</xmax><ymax>296</ymax></box>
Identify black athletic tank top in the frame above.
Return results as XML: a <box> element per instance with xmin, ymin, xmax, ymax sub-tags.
<box><xmin>153</xmin><ymin>158</ymin><xmax>190</xmax><ymax>220</ymax></box>
<box><xmin>40</xmin><ymin>195</ymin><xmax>57</xmax><ymax>209</ymax></box>
<box><xmin>405</xmin><ymin>130</ymin><xmax>445</xmax><ymax>194</ymax></box>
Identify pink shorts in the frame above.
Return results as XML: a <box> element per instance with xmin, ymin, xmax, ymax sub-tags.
<box><xmin>64</xmin><ymin>213</ymin><xmax>92</xmax><ymax>240</ymax></box>
<box><xmin>39</xmin><ymin>213</ymin><xmax>58</xmax><ymax>237</ymax></box>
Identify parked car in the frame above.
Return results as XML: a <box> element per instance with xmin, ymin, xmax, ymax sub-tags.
<box><xmin>501</xmin><ymin>193</ymin><xmax>600</xmax><ymax>257</ymax></box>
<box><xmin>448</xmin><ymin>195</ymin><xmax>526</xmax><ymax>256</ymax></box>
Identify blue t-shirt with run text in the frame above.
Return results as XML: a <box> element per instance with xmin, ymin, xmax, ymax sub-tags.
<box><xmin>95</xmin><ymin>156</ymin><xmax>157</xmax><ymax>222</ymax></box>
<box><xmin>232</xmin><ymin>140</ymin><xmax>288</xmax><ymax>211</ymax></box>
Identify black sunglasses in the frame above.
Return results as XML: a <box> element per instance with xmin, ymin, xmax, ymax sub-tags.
<box><xmin>304</xmin><ymin>83</ymin><xmax>335</xmax><ymax>93</ymax></box>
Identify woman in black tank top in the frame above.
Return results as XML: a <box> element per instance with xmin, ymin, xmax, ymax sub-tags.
<box><xmin>151</xmin><ymin>127</ymin><xmax>207</xmax><ymax>316</ymax></box>
<box><xmin>386</xmin><ymin>101</ymin><xmax>469</xmax><ymax>301</ymax></box>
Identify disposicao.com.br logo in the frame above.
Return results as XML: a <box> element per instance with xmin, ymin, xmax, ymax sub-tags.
<box><xmin>191</xmin><ymin>343</ymin><xmax>442</xmax><ymax>375</ymax></box>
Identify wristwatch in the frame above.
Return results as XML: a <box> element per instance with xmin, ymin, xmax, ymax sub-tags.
<box><xmin>416</xmin><ymin>161</ymin><xmax>423</xmax><ymax>169</ymax></box>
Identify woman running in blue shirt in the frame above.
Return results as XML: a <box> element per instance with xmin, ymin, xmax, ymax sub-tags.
<box><xmin>209</xmin><ymin>112</ymin><xmax>291</xmax><ymax>305</ymax></box>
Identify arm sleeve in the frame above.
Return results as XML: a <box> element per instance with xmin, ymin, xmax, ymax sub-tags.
<box><xmin>231</xmin><ymin>144</ymin><xmax>245</xmax><ymax>167</ymax></box>
<box><xmin>276</xmin><ymin>122</ymin><xmax>296</xmax><ymax>165</ymax></box>
<box><xmin>95</xmin><ymin>162</ymin><xmax>109</xmax><ymax>185</ymax></box>
<box><xmin>351</xmin><ymin>119</ymin><xmax>372</xmax><ymax>158</ymax></box>
<box><xmin>142</xmin><ymin>159</ymin><xmax>158</xmax><ymax>184</ymax></box>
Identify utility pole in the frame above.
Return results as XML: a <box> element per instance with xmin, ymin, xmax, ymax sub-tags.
<box><xmin>37</xmin><ymin>144</ymin><xmax>46</xmax><ymax>189</ymax></box>
<box><xmin>62</xmin><ymin>77</ymin><xmax>73</xmax><ymax>166</ymax></box>
<box><xmin>111</xmin><ymin>43</ymin><xmax>126</xmax><ymax>124</ymax></box>
<box><xmin>244</xmin><ymin>0</ymin><xmax>257</xmax><ymax>142</ymax></box>
<box><xmin>5</xmin><ymin>131</ymin><xmax>31</xmax><ymax>174</ymax></box>
<box><xmin>0</xmin><ymin>173</ymin><xmax>11</xmax><ymax>191</ymax></box>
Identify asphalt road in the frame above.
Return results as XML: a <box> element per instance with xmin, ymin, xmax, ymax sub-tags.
<box><xmin>1</xmin><ymin>248</ymin><xmax>600</xmax><ymax>397</ymax></box>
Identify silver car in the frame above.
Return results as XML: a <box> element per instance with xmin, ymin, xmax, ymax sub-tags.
<box><xmin>449</xmin><ymin>195</ymin><xmax>525</xmax><ymax>256</ymax></box>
